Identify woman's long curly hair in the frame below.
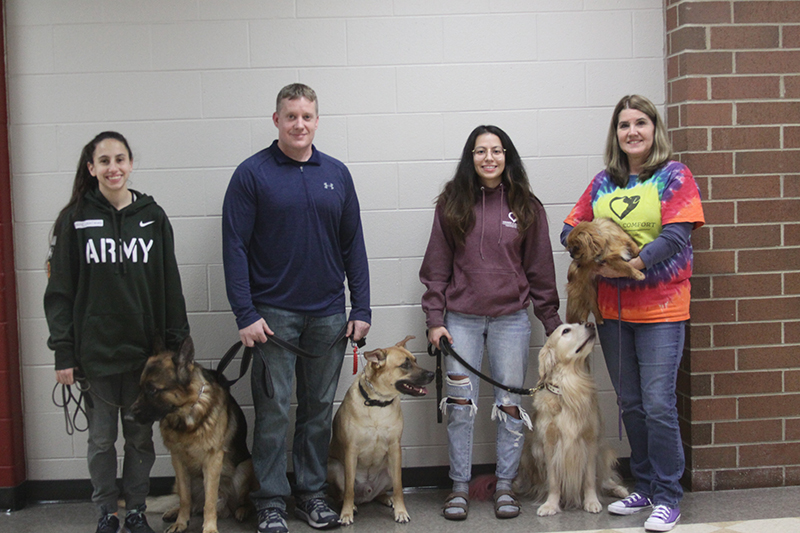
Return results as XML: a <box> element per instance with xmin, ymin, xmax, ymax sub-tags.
<box><xmin>53</xmin><ymin>131</ymin><xmax>133</xmax><ymax>232</ymax></box>
<box><xmin>604</xmin><ymin>94</ymin><xmax>673</xmax><ymax>187</ymax></box>
<box><xmin>437</xmin><ymin>125</ymin><xmax>538</xmax><ymax>246</ymax></box>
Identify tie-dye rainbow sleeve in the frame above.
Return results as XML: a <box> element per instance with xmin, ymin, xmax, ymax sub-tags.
<box><xmin>660</xmin><ymin>161</ymin><xmax>705</xmax><ymax>229</ymax></box>
<box><xmin>564</xmin><ymin>178</ymin><xmax>598</xmax><ymax>226</ymax></box>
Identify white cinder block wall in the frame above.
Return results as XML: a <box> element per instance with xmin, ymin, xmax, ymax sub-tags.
<box><xmin>7</xmin><ymin>0</ymin><xmax>666</xmax><ymax>482</ymax></box>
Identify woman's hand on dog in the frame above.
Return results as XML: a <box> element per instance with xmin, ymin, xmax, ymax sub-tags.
<box><xmin>55</xmin><ymin>367</ymin><xmax>76</xmax><ymax>385</ymax></box>
<box><xmin>428</xmin><ymin>326</ymin><xmax>453</xmax><ymax>350</ymax></box>
<box><xmin>597</xmin><ymin>256</ymin><xmax>645</xmax><ymax>278</ymax></box>
<box><xmin>239</xmin><ymin>318</ymin><xmax>274</xmax><ymax>347</ymax></box>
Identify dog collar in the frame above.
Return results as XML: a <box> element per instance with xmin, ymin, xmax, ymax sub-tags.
<box><xmin>533</xmin><ymin>382</ymin><xmax>562</xmax><ymax>395</ymax></box>
<box><xmin>358</xmin><ymin>381</ymin><xmax>394</xmax><ymax>407</ymax></box>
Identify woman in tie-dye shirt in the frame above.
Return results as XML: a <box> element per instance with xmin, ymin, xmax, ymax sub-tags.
<box><xmin>561</xmin><ymin>95</ymin><xmax>704</xmax><ymax>533</ymax></box>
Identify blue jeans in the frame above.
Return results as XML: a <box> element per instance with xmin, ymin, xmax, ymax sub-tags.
<box><xmin>598</xmin><ymin>319</ymin><xmax>686</xmax><ymax>507</ymax></box>
<box><xmin>442</xmin><ymin>310</ymin><xmax>532</xmax><ymax>483</ymax></box>
<box><xmin>86</xmin><ymin>370</ymin><xmax>155</xmax><ymax>514</ymax></box>
<box><xmin>249</xmin><ymin>305</ymin><xmax>347</xmax><ymax>511</ymax></box>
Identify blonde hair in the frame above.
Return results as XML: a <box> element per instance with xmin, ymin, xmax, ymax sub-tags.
<box><xmin>276</xmin><ymin>83</ymin><xmax>318</xmax><ymax>115</ymax></box>
<box><xmin>604</xmin><ymin>94</ymin><xmax>673</xmax><ymax>187</ymax></box>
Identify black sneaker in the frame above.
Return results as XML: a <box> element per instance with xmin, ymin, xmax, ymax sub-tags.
<box><xmin>257</xmin><ymin>507</ymin><xmax>289</xmax><ymax>533</ymax></box>
<box><xmin>96</xmin><ymin>513</ymin><xmax>120</xmax><ymax>533</ymax></box>
<box><xmin>294</xmin><ymin>498</ymin><xmax>340</xmax><ymax>530</ymax></box>
<box><xmin>124</xmin><ymin>505</ymin><xmax>155</xmax><ymax>533</ymax></box>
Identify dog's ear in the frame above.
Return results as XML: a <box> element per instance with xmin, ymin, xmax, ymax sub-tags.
<box><xmin>364</xmin><ymin>348</ymin><xmax>387</xmax><ymax>367</ymax></box>
<box><xmin>173</xmin><ymin>336</ymin><xmax>195</xmax><ymax>385</ymax></box>
<box><xmin>395</xmin><ymin>335</ymin><xmax>415</xmax><ymax>348</ymax></box>
<box><xmin>538</xmin><ymin>342</ymin><xmax>558</xmax><ymax>380</ymax></box>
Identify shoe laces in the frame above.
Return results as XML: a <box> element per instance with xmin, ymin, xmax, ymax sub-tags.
<box><xmin>624</xmin><ymin>492</ymin><xmax>647</xmax><ymax>504</ymax></box>
<box><xmin>126</xmin><ymin>510</ymin><xmax>147</xmax><ymax>528</ymax></box>
<box><xmin>304</xmin><ymin>498</ymin><xmax>333</xmax><ymax>516</ymax></box>
<box><xmin>98</xmin><ymin>513</ymin><xmax>117</xmax><ymax>530</ymax></box>
<box><xmin>650</xmin><ymin>504</ymin><xmax>672</xmax><ymax>521</ymax></box>
<box><xmin>258</xmin><ymin>508</ymin><xmax>286</xmax><ymax>527</ymax></box>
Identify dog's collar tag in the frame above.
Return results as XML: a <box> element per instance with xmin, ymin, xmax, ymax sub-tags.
<box><xmin>358</xmin><ymin>381</ymin><xmax>394</xmax><ymax>408</ymax></box>
<box><xmin>533</xmin><ymin>382</ymin><xmax>562</xmax><ymax>396</ymax></box>
<box><xmin>545</xmin><ymin>383</ymin><xmax>561</xmax><ymax>395</ymax></box>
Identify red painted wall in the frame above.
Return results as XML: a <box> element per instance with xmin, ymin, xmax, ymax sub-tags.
<box><xmin>0</xmin><ymin>5</ymin><xmax>26</xmax><ymax>490</ymax></box>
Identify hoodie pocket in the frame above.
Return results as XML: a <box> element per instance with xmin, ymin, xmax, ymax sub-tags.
<box><xmin>449</xmin><ymin>268</ymin><xmax>526</xmax><ymax>310</ymax></box>
<box><xmin>79</xmin><ymin>313</ymin><xmax>153</xmax><ymax>373</ymax></box>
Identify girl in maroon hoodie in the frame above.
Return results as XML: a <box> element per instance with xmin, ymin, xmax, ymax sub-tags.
<box><xmin>420</xmin><ymin>125</ymin><xmax>561</xmax><ymax>521</ymax></box>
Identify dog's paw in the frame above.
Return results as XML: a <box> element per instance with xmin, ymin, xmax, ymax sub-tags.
<box><xmin>234</xmin><ymin>505</ymin><xmax>252</xmax><ymax>522</ymax></box>
<box><xmin>632</xmin><ymin>270</ymin><xmax>645</xmax><ymax>280</ymax></box>
<box><xmin>338</xmin><ymin>512</ymin><xmax>355</xmax><ymax>526</ymax></box>
<box><xmin>537</xmin><ymin>502</ymin><xmax>561</xmax><ymax>516</ymax></box>
<box><xmin>613</xmin><ymin>487</ymin><xmax>630</xmax><ymax>498</ymax></box>
<box><xmin>165</xmin><ymin>522</ymin><xmax>188</xmax><ymax>533</ymax></box>
<box><xmin>394</xmin><ymin>510</ymin><xmax>410</xmax><ymax>523</ymax></box>
<box><xmin>162</xmin><ymin>507</ymin><xmax>179</xmax><ymax>523</ymax></box>
<box><xmin>376</xmin><ymin>493</ymin><xmax>394</xmax><ymax>508</ymax></box>
<box><xmin>201</xmin><ymin>527</ymin><xmax>219</xmax><ymax>533</ymax></box>
<box><xmin>584</xmin><ymin>499</ymin><xmax>602</xmax><ymax>513</ymax></box>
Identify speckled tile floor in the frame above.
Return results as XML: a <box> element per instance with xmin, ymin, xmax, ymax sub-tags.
<box><xmin>1</xmin><ymin>485</ymin><xmax>798</xmax><ymax>533</ymax></box>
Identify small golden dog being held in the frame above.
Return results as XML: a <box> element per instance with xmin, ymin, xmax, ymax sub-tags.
<box><xmin>129</xmin><ymin>336</ymin><xmax>255</xmax><ymax>533</ymax></box>
<box><xmin>565</xmin><ymin>218</ymin><xmax>645</xmax><ymax>324</ymax></box>
<box><xmin>327</xmin><ymin>335</ymin><xmax>434</xmax><ymax>525</ymax></box>
<box><xmin>514</xmin><ymin>323</ymin><xmax>628</xmax><ymax>516</ymax></box>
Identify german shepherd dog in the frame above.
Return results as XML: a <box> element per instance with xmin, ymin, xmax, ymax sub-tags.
<box><xmin>327</xmin><ymin>336</ymin><xmax>434</xmax><ymax>525</ymax></box>
<box><xmin>130</xmin><ymin>336</ymin><xmax>255</xmax><ymax>533</ymax></box>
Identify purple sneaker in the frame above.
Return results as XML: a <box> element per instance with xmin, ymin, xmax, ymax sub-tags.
<box><xmin>608</xmin><ymin>492</ymin><xmax>653</xmax><ymax>515</ymax></box>
<box><xmin>645</xmin><ymin>504</ymin><xmax>681</xmax><ymax>532</ymax></box>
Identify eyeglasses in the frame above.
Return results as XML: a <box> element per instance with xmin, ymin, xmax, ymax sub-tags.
<box><xmin>472</xmin><ymin>147</ymin><xmax>506</xmax><ymax>158</ymax></box>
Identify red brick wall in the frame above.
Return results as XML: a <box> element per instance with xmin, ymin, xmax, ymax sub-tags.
<box><xmin>667</xmin><ymin>0</ymin><xmax>800</xmax><ymax>491</ymax></box>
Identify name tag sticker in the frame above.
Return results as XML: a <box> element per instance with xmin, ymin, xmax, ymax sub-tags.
<box><xmin>74</xmin><ymin>219</ymin><xmax>104</xmax><ymax>229</ymax></box>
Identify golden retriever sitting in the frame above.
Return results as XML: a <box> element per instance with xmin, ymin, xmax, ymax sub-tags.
<box><xmin>514</xmin><ymin>323</ymin><xmax>628</xmax><ymax>516</ymax></box>
<box><xmin>565</xmin><ymin>218</ymin><xmax>645</xmax><ymax>324</ymax></box>
<box><xmin>327</xmin><ymin>336</ymin><xmax>434</xmax><ymax>525</ymax></box>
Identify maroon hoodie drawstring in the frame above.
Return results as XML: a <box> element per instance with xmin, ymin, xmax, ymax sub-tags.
<box><xmin>498</xmin><ymin>185</ymin><xmax>505</xmax><ymax>244</ymax></box>
<box><xmin>479</xmin><ymin>188</ymin><xmax>486</xmax><ymax>260</ymax></box>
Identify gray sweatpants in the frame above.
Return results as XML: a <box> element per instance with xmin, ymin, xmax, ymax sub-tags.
<box><xmin>85</xmin><ymin>370</ymin><xmax>155</xmax><ymax>515</ymax></box>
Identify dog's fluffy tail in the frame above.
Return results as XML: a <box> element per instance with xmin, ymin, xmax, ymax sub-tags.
<box><xmin>143</xmin><ymin>494</ymin><xmax>180</xmax><ymax>514</ymax></box>
<box><xmin>469</xmin><ymin>474</ymin><xmax>497</xmax><ymax>501</ymax></box>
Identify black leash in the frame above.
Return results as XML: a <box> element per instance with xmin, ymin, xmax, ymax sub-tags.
<box><xmin>327</xmin><ymin>322</ymin><xmax>367</xmax><ymax>351</ymax></box>
<box><xmin>52</xmin><ymin>370</ymin><xmax>126</xmax><ymax>435</ymax></box>
<box><xmin>215</xmin><ymin>341</ymin><xmax>254</xmax><ymax>388</ymax></box>
<box><xmin>218</xmin><ymin>331</ymin><xmax>353</xmax><ymax>399</ymax></box>
<box><xmin>427</xmin><ymin>340</ymin><xmax>444</xmax><ymax>423</ymax></box>
<box><xmin>52</xmin><ymin>381</ymin><xmax>89</xmax><ymax>435</ymax></box>
<box><xmin>427</xmin><ymin>334</ymin><xmax>544</xmax><ymax>424</ymax></box>
<box><xmin>438</xmin><ymin>337</ymin><xmax>539</xmax><ymax>396</ymax></box>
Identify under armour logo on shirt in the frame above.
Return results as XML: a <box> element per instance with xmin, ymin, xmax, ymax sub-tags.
<box><xmin>324</xmin><ymin>183</ymin><xmax>334</xmax><ymax>190</ymax></box>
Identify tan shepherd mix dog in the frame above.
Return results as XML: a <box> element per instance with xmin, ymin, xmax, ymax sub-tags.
<box><xmin>327</xmin><ymin>336</ymin><xmax>434</xmax><ymax>525</ymax></box>
<box><xmin>565</xmin><ymin>218</ymin><xmax>645</xmax><ymax>324</ymax></box>
<box><xmin>130</xmin><ymin>336</ymin><xmax>255</xmax><ymax>533</ymax></box>
<box><xmin>514</xmin><ymin>323</ymin><xmax>628</xmax><ymax>516</ymax></box>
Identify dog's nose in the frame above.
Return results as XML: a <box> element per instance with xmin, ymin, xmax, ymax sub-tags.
<box><xmin>585</xmin><ymin>322</ymin><xmax>595</xmax><ymax>330</ymax></box>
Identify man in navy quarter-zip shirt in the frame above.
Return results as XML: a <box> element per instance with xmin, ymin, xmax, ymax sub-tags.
<box><xmin>222</xmin><ymin>83</ymin><xmax>371</xmax><ymax>533</ymax></box>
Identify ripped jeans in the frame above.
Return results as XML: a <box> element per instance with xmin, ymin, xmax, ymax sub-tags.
<box><xmin>442</xmin><ymin>310</ymin><xmax>532</xmax><ymax>483</ymax></box>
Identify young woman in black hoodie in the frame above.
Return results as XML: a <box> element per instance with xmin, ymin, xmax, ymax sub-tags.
<box><xmin>44</xmin><ymin>131</ymin><xmax>189</xmax><ymax>533</ymax></box>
